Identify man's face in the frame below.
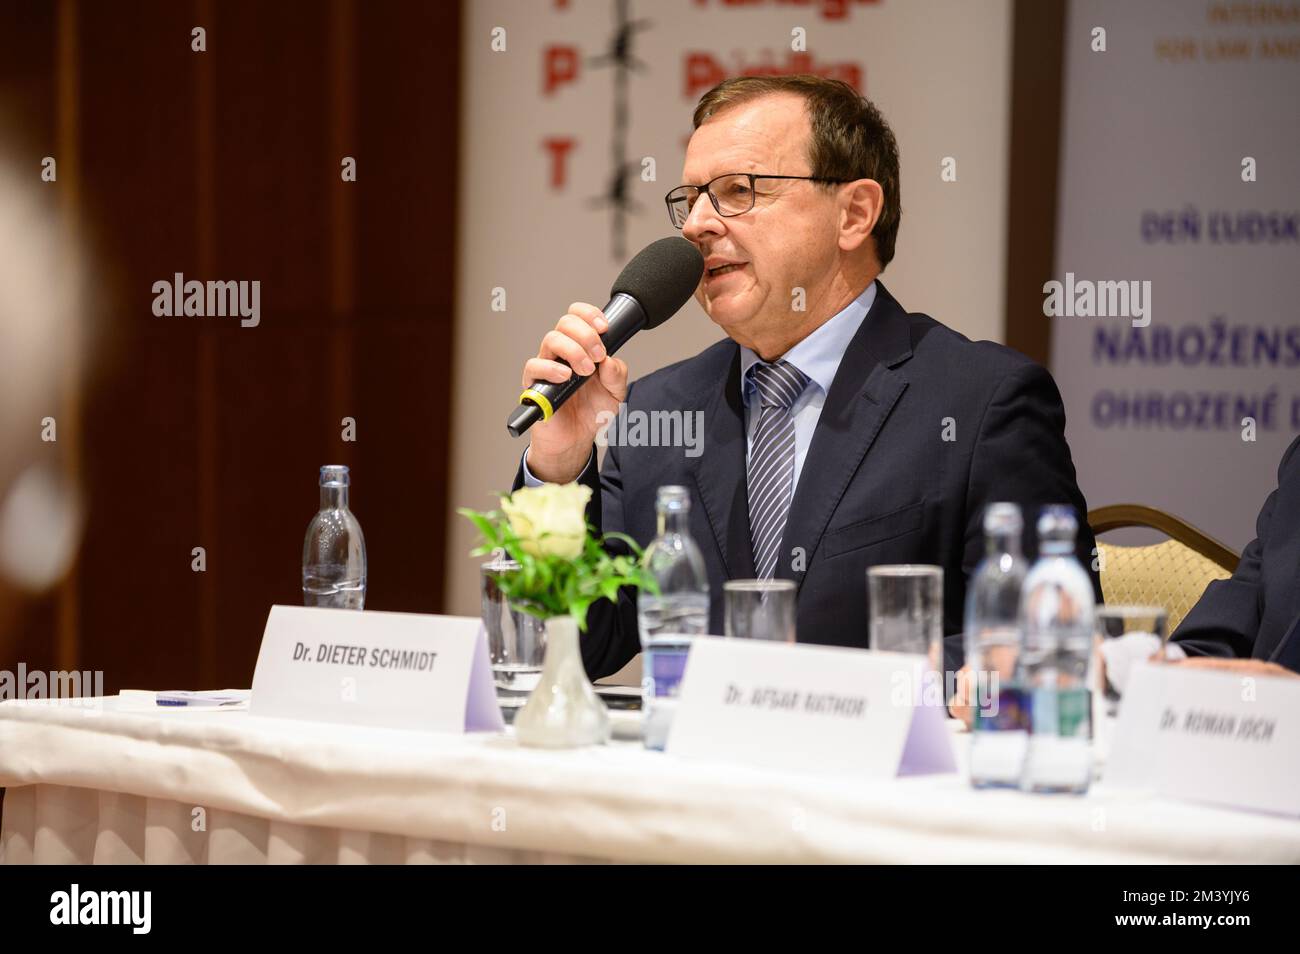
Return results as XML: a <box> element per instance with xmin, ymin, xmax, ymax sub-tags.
<box><xmin>680</xmin><ymin>93</ymin><xmax>844</xmax><ymax>347</ymax></box>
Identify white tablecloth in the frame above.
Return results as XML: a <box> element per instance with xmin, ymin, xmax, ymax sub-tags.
<box><xmin>1</xmin><ymin>695</ymin><xmax>1297</xmax><ymax>864</ymax></box>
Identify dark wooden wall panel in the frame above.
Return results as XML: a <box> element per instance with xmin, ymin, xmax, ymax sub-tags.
<box><xmin>207</xmin><ymin>2</ymin><xmax>338</xmax><ymax>685</ymax></box>
<box><xmin>75</xmin><ymin>0</ymin><xmax>205</xmax><ymax>690</ymax></box>
<box><xmin>0</xmin><ymin>0</ymin><xmax>460</xmax><ymax>694</ymax></box>
<box><xmin>1004</xmin><ymin>0</ymin><xmax>1066</xmax><ymax>366</ymax></box>
<box><xmin>353</xmin><ymin>3</ymin><xmax>460</xmax><ymax>615</ymax></box>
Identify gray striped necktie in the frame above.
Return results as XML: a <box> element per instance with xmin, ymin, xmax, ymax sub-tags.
<box><xmin>747</xmin><ymin>359</ymin><xmax>810</xmax><ymax>579</ymax></box>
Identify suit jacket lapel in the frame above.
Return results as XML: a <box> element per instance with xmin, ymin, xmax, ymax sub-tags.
<box><xmin>690</xmin><ymin>347</ymin><xmax>756</xmax><ymax>580</ymax></box>
<box><xmin>778</xmin><ymin>283</ymin><xmax>913</xmax><ymax>590</ymax></box>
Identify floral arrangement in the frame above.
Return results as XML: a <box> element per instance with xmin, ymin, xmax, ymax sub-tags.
<box><xmin>459</xmin><ymin>482</ymin><xmax>657</xmax><ymax>630</ymax></box>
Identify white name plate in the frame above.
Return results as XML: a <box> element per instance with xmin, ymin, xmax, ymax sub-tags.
<box><xmin>1107</xmin><ymin>663</ymin><xmax>1300</xmax><ymax>817</ymax></box>
<box><xmin>250</xmin><ymin>605</ymin><xmax>504</xmax><ymax>733</ymax></box>
<box><xmin>666</xmin><ymin>637</ymin><xmax>955</xmax><ymax>779</ymax></box>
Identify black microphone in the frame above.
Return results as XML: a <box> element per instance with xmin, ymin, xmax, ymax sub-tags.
<box><xmin>506</xmin><ymin>237</ymin><xmax>705</xmax><ymax>438</ymax></box>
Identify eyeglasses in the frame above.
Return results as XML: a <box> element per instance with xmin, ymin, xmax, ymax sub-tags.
<box><xmin>664</xmin><ymin>172</ymin><xmax>852</xmax><ymax>229</ymax></box>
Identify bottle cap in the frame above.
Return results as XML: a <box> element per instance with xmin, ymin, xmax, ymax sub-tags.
<box><xmin>655</xmin><ymin>485</ymin><xmax>690</xmax><ymax>510</ymax></box>
<box><xmin>1036</xmin><ymin>505</ymin><xmax>1077</xmax><ymax>548</ymax></box>
<box><xmin>319</xmin><ymin>464</ymin><xmax>350</xmax><ymax>487</ymax></box>
<box><xmin>983</xmin><ymin>501</ymin><xmax>1022</xmax><ymax>536</ymax></box>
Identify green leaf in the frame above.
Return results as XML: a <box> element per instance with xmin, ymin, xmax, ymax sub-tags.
<box><xmin>601</xmin><ymin>530</ymin><xmax>644</xmax><ymax>553</ymax></box>
<box><xmin>458</xmin><ymin>509</ymin><xmax>503</xmax><ymax>552</ymax></box>
<box><xmin>459</xmin><ymin>493</ymin><xmax>660</xmax><ymax>631</ymax></box>
<box><xmin>571</xmin><ymin>598</ymin><xmax>592</xmax><ymax>632</ymax></box>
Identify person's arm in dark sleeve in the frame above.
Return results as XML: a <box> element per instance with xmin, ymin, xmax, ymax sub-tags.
<box><xmin>511</xmin><ymin>437</ymin><xmax>641</xmax><ymax>681</ymax></box>
<box><xmin>948</xmin><ymin>362</ymin><xmax>1102</xmax><ymax>673</ymax></box>
<box><xmin>1169</xmin><ymin>438</ymin><xmax>1300</xmax><ymax>659</ymax></box>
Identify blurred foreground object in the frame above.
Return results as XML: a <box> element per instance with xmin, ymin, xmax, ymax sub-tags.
<box><xmin>0</xmin><ymin>147</ymin><xmax>87</xmax><ymax>596</ymax></box>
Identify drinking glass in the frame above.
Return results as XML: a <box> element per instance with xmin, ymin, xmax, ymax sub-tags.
<box><xmin>723</xmin><ymin>580</ymin><xmax>796</xmax><ymax>643</ymax></box>
<box><xmin>1095</xmin><ymin>604</ymin><xmax>1168</xmax><ymax>717</ymax></box>
<box><xmin>481</xmin><ymin>558</ymin><xmax>548</xmax><ymax>720</ymax></box>
<box><xmin>867</xmin><ymin>565</ymin><xmax>943</xmax><ymax>671</ymax></box>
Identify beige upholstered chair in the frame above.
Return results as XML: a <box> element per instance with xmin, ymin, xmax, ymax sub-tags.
<box><xmin>1088</xmin><ymin>505</ymin><xmax>1239</xmax><ymax>633</ymax></box>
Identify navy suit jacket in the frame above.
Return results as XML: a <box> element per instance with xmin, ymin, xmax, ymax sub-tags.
<box><xmin>1172</xmin><ymin>434</ymin><xmax>1300</xmax><ymax>672</ymax></box>
<box><xmin>514</xmin><ymin>282</ymin><xmax>1100</xmax><ymax>680</ymax></box>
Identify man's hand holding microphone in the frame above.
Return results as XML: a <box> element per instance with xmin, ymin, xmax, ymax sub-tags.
<box><xmin>521</xmin><ymin>302</ymin><xmax>629</xmax><ymax>483</ymax></box>
<box><xmin>505</xmin><ymin>237</ymin><xmax>705</xmax><ymax>484</ymax></box>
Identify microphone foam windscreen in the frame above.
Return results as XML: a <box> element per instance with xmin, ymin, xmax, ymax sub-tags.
<box><xmin>609</xmin><ymin>237</ymin><xmax>705</xmax><ymax>329</ymax></box>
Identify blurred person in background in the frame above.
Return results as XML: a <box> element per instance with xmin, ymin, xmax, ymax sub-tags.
<box><xmin>1171</xmin><ymin>433</ymin><xmax>1300</xmax><ymax>679</ymax></box>
<box><xmin>0</xmin><ymin>138</ymin><xmax>87</xmax><ymax>660</ymax></box>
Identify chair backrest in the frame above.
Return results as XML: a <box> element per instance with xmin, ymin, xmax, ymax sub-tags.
<box><xmin>1088</xmin><ymin>504</ymin><xmax>1239</xmax><ymax>634</ymax></box>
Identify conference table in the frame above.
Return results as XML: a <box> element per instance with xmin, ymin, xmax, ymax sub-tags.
<box><xmin>1</xmin><ymin>693</ymin><xmax>1296</xmax><ymax>865</ymax></box>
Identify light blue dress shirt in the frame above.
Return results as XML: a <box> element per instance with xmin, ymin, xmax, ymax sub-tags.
<box><xmin>523</xmin><ymin>281</ymin><xmax>876</xmax><ymax>490</ymax></box>
<box><xmin>738</xmin><ymin>281</ymin><xmax>875</xmax><ymax>493</ymax></box>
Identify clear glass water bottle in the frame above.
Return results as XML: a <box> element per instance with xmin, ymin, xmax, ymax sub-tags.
<box><xmin>1018</xmin><ymin>505</ymin><xmax>1095</xmax><ymax>794</ymax></box>
<box><xmin>302</xmin><ymin>464</ymin><xmax>367</xmax><ymax>610</ymax></box>
<box><xmin>965</xmin><ymin>503</ymin><xmax>1030</xmax><ymax>788</ymax></box>
<box><xmin>637</xmin><ymin>486</ymin><xmax>709</xmax><ymax>750</ymax></box>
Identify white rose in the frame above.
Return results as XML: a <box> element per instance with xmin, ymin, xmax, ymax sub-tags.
<box><xmin>501</xmin><ymin>482</ymin><xmax>592</xmax><ymax>559</ymax></box>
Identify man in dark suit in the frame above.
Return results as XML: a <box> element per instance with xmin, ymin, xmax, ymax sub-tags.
<box><xmin>1172</xmin><ymin>434</ymin><xmax>1300</xmax><ymax>677</ymax></box>
<box><xmin>515</xmin><ymin>75</ymin><xmax>1099</xmax><ymax>681</ymax></box>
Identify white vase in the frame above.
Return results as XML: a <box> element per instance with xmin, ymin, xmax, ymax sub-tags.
<box><xmin>514</xmin><ymin>615</ymin><xmax>610</xmax><ymax>748</ymax></box>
